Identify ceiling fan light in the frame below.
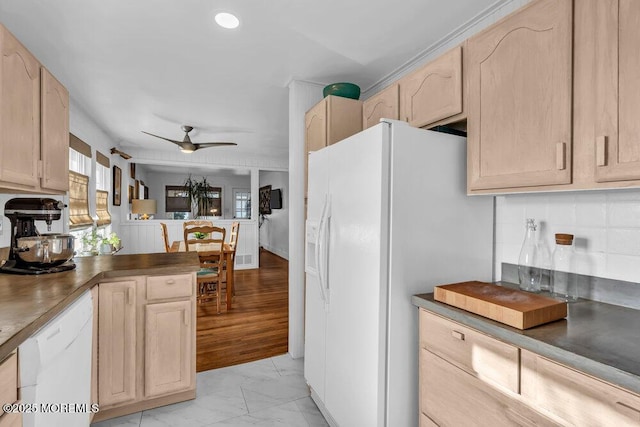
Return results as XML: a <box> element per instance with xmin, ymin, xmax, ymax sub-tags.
<box><xmin>215</xmin><ymin>12</ymin><xmax>239</xmax><ymax>29</ymax></box>
<box><xmin>180</xmin><ymin>148</ymin><xmax>195</xmax><ymax>154</ymax></box>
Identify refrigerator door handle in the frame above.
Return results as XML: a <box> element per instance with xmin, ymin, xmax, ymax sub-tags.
<box><xmin>319</xmin><ymin>196</ymin><xmax>331</xmax><ymax>305</ymax></box>
<box><xmin>316</xmin><ymin>195</ymin><xmax>329</xmax><ymax>303</ymax></box>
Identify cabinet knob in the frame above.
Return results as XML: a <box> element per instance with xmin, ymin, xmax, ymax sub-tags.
<box><xmin>166</xmin><ymin>279</ymin><xmax>175</xmax><ymax>285</ymax></box>
<box><xmin>451</xmin><ymin>330</ymin><xmax>465</xmax><ymax>341</ymax></box>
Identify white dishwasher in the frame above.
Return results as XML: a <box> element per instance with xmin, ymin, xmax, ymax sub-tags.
<box><xmin>19</xmin><ymin>290</ymin><xmax>94</xmax><ymax>427</ymax></box>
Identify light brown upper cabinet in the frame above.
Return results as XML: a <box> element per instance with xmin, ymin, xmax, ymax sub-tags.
<box><xmin>594</xmin><ymin>0</ymin><xmax>640</xmax><ymax>182</ymax></box>
<box><xmin>0</xmin><ymin>24</ymin><xmax>69</xmax><ymax>194</ymax></box>
<box><xmin>305</xmin><ymin>95</ymin><xmax>362</xmax><ymax>196</ymax></box>
<box><xmin>41</xmin><ymin>67</ymin><xmax>69</xmax><ymax>192</ymax></box>
<box><xmin>0</xmin><ymin>24</ymin><xmax>41</xmax><ymax>190</ymax></box>
<box><xmin>399</xmin><ymin>46</ymin><xmax>463</xmax><ymax>128</ymax></box>
<box><xmin>466</xmin><ymin>0</ymin><xmax>573</xmax><ymax>191</ymax></box>
<box><xmin>363</xmin><ymin>83</ymin><xmax>399</xmax><ymax>129</ymax></box>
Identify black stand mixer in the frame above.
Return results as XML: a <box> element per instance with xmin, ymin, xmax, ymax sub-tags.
<box><xmin>1</xmin><ymin>198</ymin><xmax>76</xmax><ymax>275</ymax></box>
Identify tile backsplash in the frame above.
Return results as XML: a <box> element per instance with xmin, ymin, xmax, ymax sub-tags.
<box><xmin>495</xmin><ymin>189</ymin><xmax>640</xmax><ymax>285</ymax></box>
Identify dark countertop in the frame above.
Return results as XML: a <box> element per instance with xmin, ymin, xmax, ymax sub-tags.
<box><xmin>413</xmin><ymin>288</ymin><xmax>640</xmax><ymax>396</ymax></box>
<box><xmin>0</xmin><ymin>252</ymin><xmax>200</xmax><ymax>361</ymax></box>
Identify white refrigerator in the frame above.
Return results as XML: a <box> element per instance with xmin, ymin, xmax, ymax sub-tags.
<box><xmin>304</xmin><ymin>119</ymin><xmax>494</xmax><ymax>427</ymax></box>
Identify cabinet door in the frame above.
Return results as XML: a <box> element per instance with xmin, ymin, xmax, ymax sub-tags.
<box><xmin>421</xmin><ymin>349</ymin><xmax>558</xmax><ymax>427</ymax></box>
<box><xmin>98</xmin><ymin>281</ymin><xmax>137</xmax><ymax>407</ymax></box>
<box><xmin>363</xmin><ymin>84</ymin><xmax>399</xmax><ymax>129</ymax></box>
<box><xmin>467</xmin><ymin>0</ymin><xmax>573</xmax><ymax>190</ymax></box>
<box><xmin>521</xmin><ymin>350</ymin><xmax>640</xmax><ymax>426</ymax></box>
<box><xmin>40</xmin><ymin>67</ymin><xmax>69</xmax><ymax>192</ymax></box>
<box><xmin>400</xmin><ymin>46</ymin><xmax>462</xmax><ymax>128</ymax></box>
<box><xmin>594</xmin><ymin>0</ymin><xmax>640</xmax><ymax>182</ymax></box>
<box><xmin>145</xmin><ymin>300</ymin><xmax>192</xmax><ymax>397</ymax></box>
<box><xmin>0</xmin><ymin>24</ymin><xmax>40</xmax><ymax>189</ymax></box>
<box><xmin>305</xmin><ymin>99</ymin><xmax>327</xmax><ymax>198</ymax></box>
<box><xmin>325</xmin><ymin>95</ymin><xmax>362</xmax><ymax>146</ymax></box>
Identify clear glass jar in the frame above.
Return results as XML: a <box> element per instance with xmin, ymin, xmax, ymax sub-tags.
<box><xmin>551</xmin><ymin>233</ymin><xmax>578</xmax><ymax>302</ymax></box>
<box><xmin>518</xmin><ymin>218</ymin><xmax>542</xmax><ymax>292</ymax></box>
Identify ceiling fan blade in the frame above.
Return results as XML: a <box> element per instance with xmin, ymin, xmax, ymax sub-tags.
<box><xmin>141</xmin><ymin>131</ymin><xmax>182</xmax><ymax>145</ymax></box>
<box><xmin>195</xmin><ymin>142</ymin><xmax>238</xmax><ymax>148</ymax></box>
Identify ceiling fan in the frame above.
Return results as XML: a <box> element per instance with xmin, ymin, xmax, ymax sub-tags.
<box><xmin>141</xmin><ymin>125</ymin><xmax>237</xmax><ymax>153</ymax></box>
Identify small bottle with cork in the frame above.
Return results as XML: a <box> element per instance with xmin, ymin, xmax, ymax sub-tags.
<box><xmin>551</xmin><ymin>233</ymin><xmax>578</xmax><ymax>302</ymax></box>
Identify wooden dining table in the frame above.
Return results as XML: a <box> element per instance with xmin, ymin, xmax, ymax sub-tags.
<box><xmin>170</xmin><ymin>241</ymin><xmax>235</xmax><ymax>310</ymax></box>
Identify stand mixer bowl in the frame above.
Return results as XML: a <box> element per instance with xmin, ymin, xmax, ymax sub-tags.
<box><xmin>14</xmin><ymin>234</ymin><xmax>75</xmax><ymax>267</ymax></box>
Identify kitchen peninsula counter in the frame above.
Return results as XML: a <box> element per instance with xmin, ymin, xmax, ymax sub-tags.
<box><xmin>0</xmin><ymin>252</ymin><xmax>200</xmax><ymax>361</ymax></box>
<box><xmin>413</xmin><ymin>290</ymin><xmax>640</xmax><ymax>396</ymax></box>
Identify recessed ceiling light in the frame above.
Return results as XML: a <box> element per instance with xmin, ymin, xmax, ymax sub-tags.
<box><xmin>215</xmin><ymin>12</ymin><xmax>239</xmax><ymax>29</ymax></box>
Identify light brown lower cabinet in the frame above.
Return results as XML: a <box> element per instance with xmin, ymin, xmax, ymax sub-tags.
<box><xmin>419</xmin><ymin>309</ymin><xmax>640</xmax><ymax>426</ymax></box>
<box><xmin>521</xmin><ymin>350</ymin><xmax>640</xmax><ymax>426</ymax></box>
<box><xmin>94</xmin><ymin>273</ymin><xmax>196</xmax><ymax>422</ymax></box>
<box><xmin>0</xmin><ymin>352</ymin><xmax>21</xmax><ymax>427</ymax></box>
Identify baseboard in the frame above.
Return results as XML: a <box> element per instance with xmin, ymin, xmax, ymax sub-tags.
<box><xmin>261</xmin><ymin>244</ymin><xmax>288</xmax><ymax>260</ymax></box>
<box><xmin>310</xmin><ymin>387</ymin><xmax>337</xmax><ymax>427</ymax></box>
<box><xmin>92</xmin><ymin>388</ymin><xmax>196</xmax><ymax>422</ymax></box>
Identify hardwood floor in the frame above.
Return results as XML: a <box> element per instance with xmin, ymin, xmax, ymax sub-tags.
<box><xmin>196</xmin><ymin>250</ymin><xmax>289</xmax><ymax>372</ymax></box>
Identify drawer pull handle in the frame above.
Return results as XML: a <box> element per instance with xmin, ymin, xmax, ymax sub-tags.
<box><xmin>451</xmin><ymin>330</ymin><xmax>465</xmax><ymax>341</ymax></box>
<box><xmin>166</xmin><ymin>279</ymin><xmax>176</xmax><ymax>285</ymax></box>
<box><xmin>616</xmin><ymin>401</ymin><xmax>640</xmax><ymax>419</ymax></box>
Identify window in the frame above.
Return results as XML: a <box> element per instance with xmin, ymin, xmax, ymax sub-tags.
<box><xmin>165</xmin><ymin>185</ymin><xmax>222</xmax><ymax>217</ymax></box>
<box><xmin>69</xmin><ymin>133</ymin><xmax>91</xmax><ymax>175</ymax></box>
<box><xmin>95</xmin><ymin>152</ymin><xmax>110</xmax><ymax>192</ymax></box>
<box><xmin>95</xmin><ymin>190</ymin><xmax>111</xmax><ymax>226</ymax></box>
<box><xmin>233</xmin><ymin>189</ymin><xmax>251</xmax><ymax>219</ymax></box>
<box><xmin>68</xmin><ymin>172</ymin><xmax>93</xmax><ymax>229</ymax></box>
<box><xmin>165</xmin><ymin>186</ymin><xmax>190</xmax><ymax>212</ymax></box>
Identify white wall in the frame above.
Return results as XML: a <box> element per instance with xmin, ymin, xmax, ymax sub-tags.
<box><xmin>144</xmin><ymin>170</ymin><xmax>251</xmax><ymax>220</ymax></box>
<box><xmin>495</xmin><ymin>189</ymin><xmax>640</xmax><ymax>285</ymax></box>
<box><xmin>259</xmin><ymin>171</ymin><xmax>289</xmax><ymax>260</ymax></box>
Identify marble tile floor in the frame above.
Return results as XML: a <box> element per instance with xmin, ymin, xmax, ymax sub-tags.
<box><xmin>91</xmin><ymin>354</ymin><xmax>329</xmax><ymax>427</ymax></box>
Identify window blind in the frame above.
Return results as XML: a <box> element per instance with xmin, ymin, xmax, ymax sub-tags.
<box><xmin>68</xmin><ymin>171</ymin><xmax>93</xmax><ymax>228</ymax></box>
<box><xmin>96</xmin><ymin>151</ymin><xmax>110</xmax><ymax>168</ymax></box>
<box><xmin>69</xmin><ymin>133</ymin><xmax>92</xmax><ymax>158</ymax></box>
<box><xmin>96</xmin><ymin>190</ymin><xmax>111</xmax><ymax>226</ymax></box>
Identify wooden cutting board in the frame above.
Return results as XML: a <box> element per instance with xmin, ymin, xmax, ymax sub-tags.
<box><xmin>434</xmin><ymin>281</ymin><xmax>567</xmax><ymax>329</ymax></box>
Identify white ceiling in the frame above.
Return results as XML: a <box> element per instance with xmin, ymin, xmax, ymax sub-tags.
<box><xmin>0</xmin><ymin>0</ymin><xmax>500</xmax><ymax>159</ymax></box>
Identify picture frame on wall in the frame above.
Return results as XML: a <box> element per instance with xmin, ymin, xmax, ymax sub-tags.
<box><xmin>130</xmin><ymin>162</ymin><xmax>136</xmax><ymax>179</ymax></box>
<box><xmin>112</xmin><ymin>165</ymin><xmax>122</xmax><ymax>206</ymax></box>
<box><xmin>128</xmin><ymin>185</ymin><xmax>134</xmax><ymax>203</ymax></box>
<box><xmin>259</xmin><ymin>185</ymin><xmax>272</xmax><ymax>215</ymax></box>
<box><xmin>134</xmin><ymin>180</ymin><xmax>140</xmax><ymax>199</ymax></box>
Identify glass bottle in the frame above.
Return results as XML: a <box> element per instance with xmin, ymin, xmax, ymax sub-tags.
<box><xmin>518</xmin><ymin>218</ymin><xmax>542</xmax><ymax>292</ymax></box>
<box><xmin>551</xmin><ymin>233</ymin><xmax>578</xmax><ymax>302</ymax></box>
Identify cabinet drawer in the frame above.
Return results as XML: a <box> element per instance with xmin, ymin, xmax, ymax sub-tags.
<box><xmin>146</xmin><ymin>274</ymin><xmax>193</xmax><ymax>301</ymax></box>
<box><xmin>421</xmin><ymin>349</ymin><xmax>557</xmax><ymax>427</ymax></box>
<box><xmin>522</xmin><ymin>350</ymin><xmax>640</xmax><ymax>426</ymax></box>
<box><xmin>420</xmin><ymin>310</ymin><xmax>519</xmax><ymax>393</ymax></box>
<box><xmin>0</xmin><ymin>352</ymin><xmax>18</xmax><ymax>416</ymax></box>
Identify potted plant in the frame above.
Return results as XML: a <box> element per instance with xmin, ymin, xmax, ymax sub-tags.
<box><xmin>81</xmin><ymin>230</ymin><xmax>101</xmax><ymax>255</ymax></box>
<box><xmin>184</xmin><ymin>175</ymin><xmax>211</xmax><ymax>219</ymax></box>
<box><xmin>100</xmin><ymin>232</ymin><xmax>121</xmax><ymax>254</ymax></box>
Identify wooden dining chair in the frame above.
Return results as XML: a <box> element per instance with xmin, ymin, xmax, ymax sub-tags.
<box><xmin>160</xmin><ymin>222</ymin><xmax>171</xmax><ymax>253</ymax></box>
<box><xmin>183</xmin><ymin>220</ymin><xmax>214</xmax><ymax>230</ymax></box>
<box><xmin>184</xmin><ymin>225</ymin><xmax>226</xmax><ymax>312</ymax></box>
<box><xmin>223</xmin><ymin>222</ymin><xmax>240</xmax><ymax>295</ymax></box>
